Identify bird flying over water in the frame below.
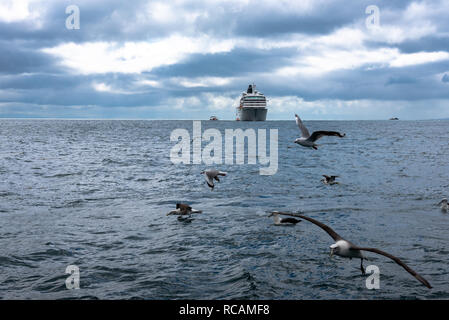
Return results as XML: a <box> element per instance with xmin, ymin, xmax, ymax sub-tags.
<box><xmin>167</xmin><ymin>203</ymin><xmax>202</xmax><ymax>217</ymax></box>
<box><xmin>438</xmin><ymin>198</ymin><xmax>448</xmax><ymax>212</ymax></box>
<box><xmin>321</xmin><ymin>175</ymin><xmax>339</xmax><ymax>185</ymax></box>
<box><xmin>272</xmin><ymin>211</ymin><xmax>432</xmax><ymax>289</ymax></box>
<box><xmin>268</xmin><ymin>211</ymin><xmax>301</xmax><ymax>225</ymax></box>
<box><xmin>294</xmin><ymin>114</ymin><xmax>345</xmax><ymax>150</ymax></box>
<box><xmin>201</xmin><ymin>169</ymin><xmax>227</xmax><ymax>190</ymax></box>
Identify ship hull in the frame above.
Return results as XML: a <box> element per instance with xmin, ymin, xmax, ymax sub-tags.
<box><xmin>238</xmin><ymin>108</ymin><xmax>267</xmax><ymax>121</ymax></box>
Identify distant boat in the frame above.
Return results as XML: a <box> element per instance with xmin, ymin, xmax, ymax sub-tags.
<box><xmin>209</xmin><ymin>116</ymin><xmax>218</xmax><ymax>121</ymax></box>
<box><xmin>389</xmin><ymin>117</ymin><xmax>399</xmax><ymax>120</ymax></box>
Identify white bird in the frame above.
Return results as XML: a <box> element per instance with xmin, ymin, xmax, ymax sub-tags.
<box><xmin>167</xmin><ymin>203</ymin><xmax>202</xmax><ymax>219</ymax></box>
<box><xmin>321</xmin><ymin>175</ymin><xmax>339</xmax><ymax>185</ymax></box>
<box><xmin>294</xmin><ymin>114</ymin><xmax>345</xmax><ymax>149</ymax></box>
<box><xmin>438</xmin><ymin>198</ymin><xmax>448</xmax><ymax>212</ymax></box>
<box><xmin>268</xmin><ymin>211</ymin><xmax>301</xmax><ymax>226</ymax></box>
<box><xmin>201</xmin><ymin>169</ymin><xmax>227</xmax><ymax>190</ymax></box>
<box><xmin>273</xmin><ymin>211</ymin><xmax>432</xmax><ymax>289</ymax></box>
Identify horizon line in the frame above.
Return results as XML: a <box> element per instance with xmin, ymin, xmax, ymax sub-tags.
<box><xmin>1</xmin><ymin>117</ymin><xmax>448</xmax><ymax>121</ymax></box>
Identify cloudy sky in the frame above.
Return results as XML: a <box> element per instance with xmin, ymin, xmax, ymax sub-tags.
<box><xmin>1</xmin><ymin>0</ymin><xmax>449</xmax><ymax>120</ymax></box>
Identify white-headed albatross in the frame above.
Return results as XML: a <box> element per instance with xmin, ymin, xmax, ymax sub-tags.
<box><xmin>273</xmin><ymin>211</ymin><xmax>432</xmax><ymax>289</ymax></box>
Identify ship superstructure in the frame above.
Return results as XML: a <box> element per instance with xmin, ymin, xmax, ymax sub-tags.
<box><xmin>236</xmin><ymin>84</ymin><xmax>267</xmax><ymax>121</ymax></box>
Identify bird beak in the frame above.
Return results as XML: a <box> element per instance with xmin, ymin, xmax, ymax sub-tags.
<box><xmin>329</xmin><ymin>248</ymin><xmax>334</xmax><ymax>258</ymax></box>
<box><xmin>268</xmin><ymin>213</ymin><xmax>273</xmax><ymax>217</ymax></box>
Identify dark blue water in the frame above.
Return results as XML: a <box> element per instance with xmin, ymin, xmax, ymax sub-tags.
<box><xmin>0</xmin><ymin>119</ymin><xmax>448</xmax><ymax>299</ymax></box>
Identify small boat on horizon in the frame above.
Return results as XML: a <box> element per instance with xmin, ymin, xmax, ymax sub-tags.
<box><xmin>209</xmin><ymin>116</ymin><xmax>218</xmax><ymax>121</ymax></box>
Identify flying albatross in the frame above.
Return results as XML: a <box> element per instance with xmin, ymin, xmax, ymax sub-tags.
<box><xmin>438</xmin><ymin>198</ymin><xmax>448</xmax><ymax>212</ymax></box>
<box><xmin>272</xmin><ymin>211</ymin><xmax>432</xmax><ymax>288</ymax></box>
<box><xmin>268</xmin><ymin>211</ymin><xmax>301</xmax><ymax>225</ymax></box>
<box><xmin>294</xmin><ymin>114</ymin><xmax>345</xmax><ymax>150</ymax></box>
<box><xmin>167</xmin><ymin>203</ymin><xmax>202</xmax><ymax>220</ymax></box>
<box><xmin>321</xmin><ymin>175</ymin><xmax>339</xmax><ymax>185</ymax></box>
<box><xmin>201</xmin><ymin>169</ymin><xmax>227</xmax><ymax>190</ymax></box>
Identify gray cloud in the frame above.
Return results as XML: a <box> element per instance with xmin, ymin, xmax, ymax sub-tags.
<box><xmin>1</xmin><ymin>0</ymin><xmax>449</xmax><ymax>119</ymax></box>
<box><xmin>150</xmin><ymin>47</ymin><xmax>296</xmax><ymax>78</ymax></box>
<box><xmin>0</xmin><ymin>41</ymin><xmax>56</xmax><ymax>74</ymax></box>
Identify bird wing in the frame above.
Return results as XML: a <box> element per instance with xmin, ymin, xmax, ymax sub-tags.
<box><xmin>295</xmin><ymin>114</ymin><xmax>310</xmax><ymax>138</ymax></box>
<box><xmin>204</xmin><ymin>173</ymin><xmax>214</xmax><ymax>188</ymax></box>
<box><xmin>167</xmin><ymin>209</ymin><xmax>181</xmax><ymax>216</ymax></box>
<box><xmin>352</xmin><ymin>246</ymin><xmax>432</xmax><ymax>289</ymax></box>
<box><xmin>308</xmin><ymin>131</ymin><xmax>345</xmax><ymax>142</ymax></box>
<box><xmin>207</xmin><ymin>169</ymin><xmax>219</xmax><ymax>176</ymax></box>
<box><xmin>275</xmin><ymin>212</ymin><xmax>342</xmax><ymax>241</ymax></box>
<box><xmin>280</xmin><ymin>217</ymin><xmax>301</xmax><ymax>224</ymax></box>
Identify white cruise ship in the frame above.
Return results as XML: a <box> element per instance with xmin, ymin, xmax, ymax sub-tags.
<box><xmin>236</xmin><ymin>84</ymin><xmax>268</xmax><ymax>121</ymax></box>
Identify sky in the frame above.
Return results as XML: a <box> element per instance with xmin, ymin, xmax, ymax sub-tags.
<box><xmin>1</xmin><ymin>0</ymin><xmax>449</xmax><ymax>120</ymax></box>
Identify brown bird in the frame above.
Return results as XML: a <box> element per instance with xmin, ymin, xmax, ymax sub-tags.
<box><xmin>272</xmin><ymin>211</ymin><xmax>432</xmax><ymax>289</ymax></box>
<box><xmin>321</xmin><ymin>175</ymin><xmax>339</xmax><ymax>185</ymax></box>
<box><xmin>167</xmin><ymin>203</ymin><xmax>202</xmax><ymax>217</ymax></box>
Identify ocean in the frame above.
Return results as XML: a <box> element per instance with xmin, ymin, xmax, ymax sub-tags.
<box><xmin>0</xmin><ymin>119</ymin><xmax>448</xmax><ymax>299</ymax></box>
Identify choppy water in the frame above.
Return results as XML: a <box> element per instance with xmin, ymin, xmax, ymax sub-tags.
<box><xmin>0</xmin><ymin>119</ymin><xmax>448</xmax><ymax>299</ymax></box>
